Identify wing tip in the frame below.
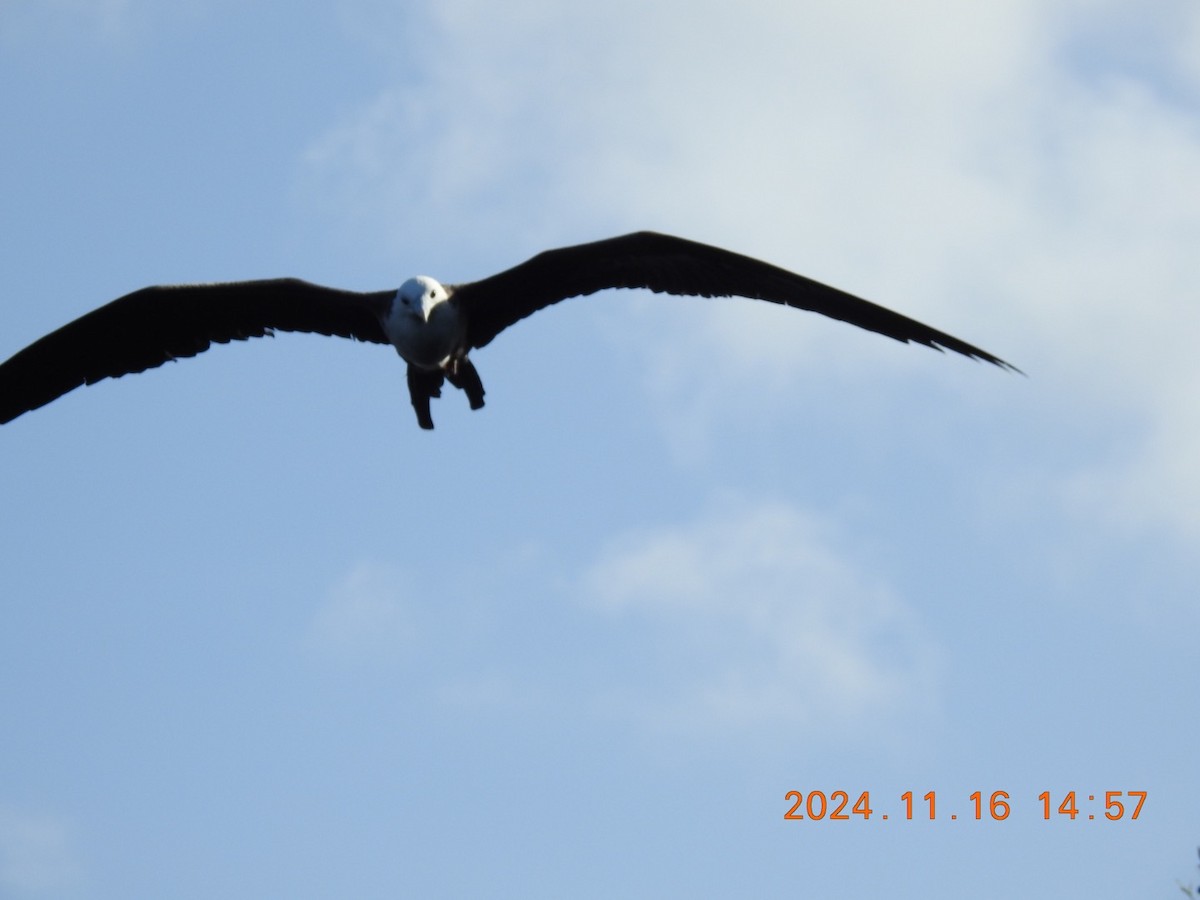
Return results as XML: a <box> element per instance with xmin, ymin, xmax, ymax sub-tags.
<box><xmin>915</xmin><ymin>333</ymin><xmax>1021</xmax><ymax>376</ymax></box>
<box><xmin>958</xmin><ymin>346</ymin><xmax>1025</xmax><ymax>376</ymax></box>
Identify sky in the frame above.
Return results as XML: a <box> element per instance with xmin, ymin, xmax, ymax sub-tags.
<box><xmin>1</xmin><ymin>1</ymin><xmax>1198</xmax><ymax>897</ymax></box>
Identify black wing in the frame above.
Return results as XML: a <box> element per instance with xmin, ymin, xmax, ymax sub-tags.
<box><xmin>0</xmin><ymin>279</ymin><xmax>393</xmax><ymax>424</ymax></box>
<box><xmin>454</xmin><ymin>231</ymin><xmax>1018</xmax><ymax>371</ymax></box>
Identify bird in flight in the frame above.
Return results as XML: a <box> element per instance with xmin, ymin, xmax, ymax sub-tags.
<box><xmin>0</xmin><ymin>231</ymin><xmax>1017</xmax><ymax>429</ymax></box>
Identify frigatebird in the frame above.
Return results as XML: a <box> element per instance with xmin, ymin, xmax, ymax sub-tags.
<box><xmin>0</xmin><ymin>231</ymin><xmax>1017</xmax><ymax>429</ymax></box>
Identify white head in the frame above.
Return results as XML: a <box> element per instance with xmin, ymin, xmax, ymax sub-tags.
<box><xmin>396</xmin><ymin>275</ymin><xmax>449</xmax><ymax>323</ymax></box>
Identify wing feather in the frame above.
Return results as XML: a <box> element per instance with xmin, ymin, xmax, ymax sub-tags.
<box><xmin>455</xmin><ymin>232</ymin><xmax>1018</xmax><ymax>371</ymax></box>
<box><xmin>0</xmin><ymin>279</ymin><xmax>392</xmax><ymax>424</ymax></box>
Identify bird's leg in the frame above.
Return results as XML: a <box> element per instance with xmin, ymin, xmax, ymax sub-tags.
<box><xmin>444</xmin><ymin>357</ymin><xmax>486</xmax><ymax>411</ymax></box>
<box><xmin>406</xmin><ymin>364</ymin><xmax>445</xmax><ymax>430</ymax></box>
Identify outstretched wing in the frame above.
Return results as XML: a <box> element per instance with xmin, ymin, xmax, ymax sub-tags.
<box><xmin>0</xmin><ymin>279</ymin><xmax>393</xmax><ymax>424</ymax></box>
<box><xmin>454</xmin><ymin>231</ymin><xmax>1018</xmax><ymax>371</ymax></box>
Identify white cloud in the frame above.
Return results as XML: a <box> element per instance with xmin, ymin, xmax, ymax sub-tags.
<box><xmin>302</xmin><ymin>0</ymin><xmax>1200</xmax><ymax>543</ymax></box>
<box><xmin>1066</xmin><ymin>363</ymin><xmax>1200</xmax><ymax>541</ymax></box>
<box><xmin>582</xmin><ymin>498</ymin><xmax>940</xmax><ymax>735</ymax></box>
<box><xmin>304</xmin><ymin>561</ymin><xmax>416</xmax><ymax>664</ymax></box>
<box><xmin>0</xmin><ymin>807</ymin><xmax>80</xmax><ymax>895</ymax></box>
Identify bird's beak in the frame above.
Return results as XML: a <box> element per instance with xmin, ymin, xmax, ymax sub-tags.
<box><xmin>420</xmin><ymin>296</ymin><xmax>438</xmax><ymax>323</ymax></box>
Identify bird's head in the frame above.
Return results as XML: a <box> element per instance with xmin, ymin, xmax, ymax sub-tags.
<box><xmin>396</xmin><ymin>276</ymin><xmax>449</xmax><ymax>324</ymax></box>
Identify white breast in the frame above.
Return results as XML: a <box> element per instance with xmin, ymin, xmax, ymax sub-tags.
<box><xmin>382</xmin><ymin>277</ymin><xmax>464</xmax><ymax>369</ymax></box>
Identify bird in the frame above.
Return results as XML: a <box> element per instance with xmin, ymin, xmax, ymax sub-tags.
<box><xmin>0</xmin><ymin>231</ymin><xmax>1018</xmax><ymax>429</ymax></box>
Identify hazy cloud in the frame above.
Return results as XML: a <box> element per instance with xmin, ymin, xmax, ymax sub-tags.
<box><xmin>305</xmin><ymin>561</ymin><xmax>416</xmax><ymax>664</ymax></box>
<box><xmin>300</xmin><ymin>0</ymin><xmax>1200</xmax><ymax>543</ymax></box>
<box><xmin>1</xmin><ymin>0</ymin><xmax>134</xmax><ymax>41</ymax></box>
<box><xmin>583</xmin><ymin>498</ymin><xmax>940</xmax><ymax>735</ymax></box>
<box><xmin>0</xmin><ymin>807</ymin><xmax>79</xmax><ymax>896</ymax></box>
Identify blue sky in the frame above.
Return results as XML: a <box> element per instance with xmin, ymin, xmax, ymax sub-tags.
<box><xmin>1</xmin><ymin>1</ymin><xmax>1198</xmax><ymax>896</ymax></box>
